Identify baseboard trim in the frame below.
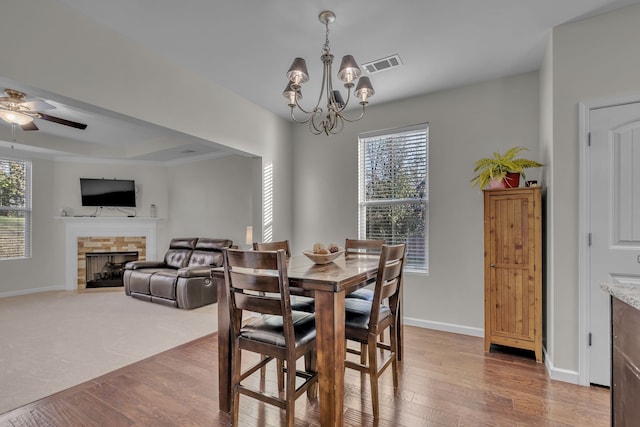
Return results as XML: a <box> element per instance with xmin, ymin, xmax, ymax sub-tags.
<box><xmin>0</xmin><ymin>285</ymin><xmax>66</xmax><ymax>299</ymax></box>
<box><xmin>404</xmin><ymin>316</ymin><xmax>484</xmax><ymax>338</ymax></box>
<box><xmin>544</xmin><ymin>347</ymin><xmax>580</xmax><ymax>384</ymax></box>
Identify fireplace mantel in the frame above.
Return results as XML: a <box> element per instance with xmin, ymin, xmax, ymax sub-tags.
<box><xmin>59</xmin><ymin>217</ymin><xmax>159</xmax><ymax>290</ymax></box>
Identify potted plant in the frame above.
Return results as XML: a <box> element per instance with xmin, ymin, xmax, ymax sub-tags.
<box><xmin>471</xmin><ymin>146</ymin><xmax>543</xmax><ymax>189</ymax></box>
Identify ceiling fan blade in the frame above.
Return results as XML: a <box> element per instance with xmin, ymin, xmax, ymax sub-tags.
<box><xmin>21</xmin><ymin>121</ymin><xmax>39</xmax><ymax>131</ymax></box>
<box><xmin>38</xmin><ymin>113</ymin><xmax>87</xmax><ymax>130</ymax></box>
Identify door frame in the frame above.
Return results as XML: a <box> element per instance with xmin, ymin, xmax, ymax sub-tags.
<box><xmin>578</xmin><ymin>93</ymin><xmax>640</xmax><ymax>386</ymax></box>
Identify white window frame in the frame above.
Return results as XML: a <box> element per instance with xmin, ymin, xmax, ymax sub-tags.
<box><xmin>0</xmin><ymin>157</ymin><xmax>32</xmax><ymax>260</ymax></box>
<box><xmin>358</xmin><ymin>123</ymin><xmax>429</xmax><ymax>273</ymax></box>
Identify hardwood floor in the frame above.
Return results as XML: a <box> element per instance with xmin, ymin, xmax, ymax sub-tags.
<box><xmin>0</xmin><ymin>326</ymin><xmax>609</xmax><ymax>426</ymax></box>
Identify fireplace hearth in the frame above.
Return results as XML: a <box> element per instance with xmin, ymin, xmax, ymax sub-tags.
<box><xmin>85</xmin><ymin>251</ymin><xmax>138</xmax><ymax>288</ymax></box>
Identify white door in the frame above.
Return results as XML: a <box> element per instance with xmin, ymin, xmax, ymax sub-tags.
<box><xmin>588</xmin><ymin>102</ymin><xmax>640</xmax><ymax>386</ymax></box>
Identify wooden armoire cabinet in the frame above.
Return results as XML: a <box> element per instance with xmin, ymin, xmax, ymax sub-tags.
<box><xmin>484</xmin><ymin>187</ymin><xmax>542</xmax><ymax>362</ymax></box>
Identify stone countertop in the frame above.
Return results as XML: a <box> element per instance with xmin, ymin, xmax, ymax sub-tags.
<box><xmin>601</xmin><ymin>282</ymin><xmax>640</xmax><ymax>311</ymax></box>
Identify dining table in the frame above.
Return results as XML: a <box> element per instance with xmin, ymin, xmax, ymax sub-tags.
<box><xmin>213</xmin><ymin>252</ymin><xmax>393</xmax><ymax>427</ymax></box>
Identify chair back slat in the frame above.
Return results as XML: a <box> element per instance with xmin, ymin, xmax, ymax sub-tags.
<box><xmin>344</xmin><ymin>239</ymin><xmax>385</xmax><ymax>256</ymax></box>
<box><xmin>380</xmin><ymin>276</ymin><xmax>401</xmax><ymax>301</ymax></box>
<box><xmin>253</xmin><ymin>240</ymin><xmax>292</xmax><ymax>259</ymax></box>
<box><xmin>227</xmin><ymin>270</ymin><xmax>281</xmax><ymax>294</ymax></box>
<box><xmin>234</xmin><ymin>292</ymin><xmax>282</xmax><ymax>316</ymax></box>
<box><xmin>368</xmin><ymin>244</ymin><xmax>406</xmax><ymax>329</ymax></box>
<box><xmin>227</xmin><ymin>248</ymin><xmax>281</xmax><ymax>270</ymax></box>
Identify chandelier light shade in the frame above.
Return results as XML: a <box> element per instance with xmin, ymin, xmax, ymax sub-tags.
<box><xmin>0</xmin><ymin>110</ymin><xmax>33</xmax><ymax>126</ymax></box>
<box><xmin>283</xmin><ymin>10</ymin><xmax>374</xmax><ymax>135</ymax></box>
<box><xmin>338</xmin><ymin>55</ymin><xmax>361</xmax><ymax>83</ymax></box>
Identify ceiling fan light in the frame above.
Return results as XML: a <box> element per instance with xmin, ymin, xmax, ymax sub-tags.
<box><xmin>286</xmin><ymin>57</ymin><xmax>309</xmax><ymax>85</ymax></box>
<box><xmin>338</xmin><ymin>55</ymin><xmax>362</xmax><ymax>83</ymax></box>
<box><xmin>355</xmin><ymin>77</ymin><xmax>375</xmax><ymax>102</ymax></box>
<box><xmin>0</xmin><ymin>110</ymin><xmax>34</xmax><ymax>126</ymax></box>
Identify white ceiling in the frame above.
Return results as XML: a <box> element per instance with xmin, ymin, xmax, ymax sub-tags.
<box><xmin>2</xmin><ymin>0</ymin><xmax>639</xmax><ymax>162</ymax></box>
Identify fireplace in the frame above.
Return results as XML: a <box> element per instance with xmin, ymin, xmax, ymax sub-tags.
<box><xmin>59</xmin><ymin>217</ymin><xmax>158</xmax><ymax>290</ymax></box>
<box><xmin>77</xmin><ymin>235</ymin><xmax>147</xmax><ymax>289</ymax></box>
<box><xmin>85</xmin><ymin>251</ymin><xmax>139</xmax><ymax>288</ymax></box>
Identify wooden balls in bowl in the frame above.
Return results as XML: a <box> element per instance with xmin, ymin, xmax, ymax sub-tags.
<box><xmin>303</xmin><ymin>248</ymin><xmax>345</xmax><ymax>264</ymax></box>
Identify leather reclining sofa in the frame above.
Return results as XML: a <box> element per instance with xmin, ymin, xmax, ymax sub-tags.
<box><xmin>123</xmin><ymin>237</ymin><xmax>233</xmax><ymax>309</ymax></box>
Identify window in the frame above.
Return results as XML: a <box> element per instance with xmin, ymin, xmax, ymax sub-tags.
<box><xmin>358</xmin><ymin>124</ymin><xmax>428</xmax><ymax>272</ymax></box>
<box><xmin>0</xmin><ymin>157</ymin><xmax>31</xmax><ymax>259</ymax></box>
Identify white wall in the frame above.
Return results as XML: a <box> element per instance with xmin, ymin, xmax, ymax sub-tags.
<box><xmin>52</xmin><ymin>160</ymin><xmax>169</xmax><ymax>219</ymax></box>
<box><xmin>166</xmin><ymin>155</ymin><xmax>259</xmax><ymax>248</ymax></box>
<box><xmin>546</xmin><ymin>3</ymin><xmax>640</xmax><ymax>372</ymax></box>
<box><xmin>0</xmin><ymin>0</ymin><xmax>294</xmax><ymax>295</ymax></box>
<box><xmin>0</xmin><ymin>155</ymin><xmax>63</xmax><ymax>296</ymax></box>
<box><xmin>292</xmin><ymin>72</ymin><xmax>541</xmax><ymax>334</ymax></box>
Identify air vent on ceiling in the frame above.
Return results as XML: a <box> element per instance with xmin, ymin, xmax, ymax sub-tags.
<box><xmin>362</xmin><ymin>54</ymin><xmax>402</xmax><ymax>74</ymax></box>
<box><xmin>180</xmin><ymin>149</ymin><xmax>197</xmax><ymax>154</ymax></box>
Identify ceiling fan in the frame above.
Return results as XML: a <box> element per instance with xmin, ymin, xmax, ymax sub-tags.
<box><xmin>0</xmin><ymin>88</ymin><xmax>87</xmax><ymax>131</ymax></box>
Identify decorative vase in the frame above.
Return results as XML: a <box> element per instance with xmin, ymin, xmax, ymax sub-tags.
<box><xmin>488</xmin><ymin>178</ymin><xmax>506</xmax><ymax>189</ymax></box>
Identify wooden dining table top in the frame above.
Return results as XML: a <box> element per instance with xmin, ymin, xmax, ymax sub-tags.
<box><xmin>284</xmin><ymin>253</ymin><xmax>380</xmax><ymax>291</ymax></box>
<box><xmin>211</xmin><ymin>252</ymin><xmax>381</xmax><ymax>292</ymax></box>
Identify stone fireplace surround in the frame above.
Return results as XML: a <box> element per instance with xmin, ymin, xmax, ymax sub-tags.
<box><xmin>60</xmin><ymin>217</ymin><xmax>159</xmax><ymax>290</ymax></box>
<box><xmin>78</xmin><ymin>239</ymin><xmax>143</xmax><ymax>289</ymax></box>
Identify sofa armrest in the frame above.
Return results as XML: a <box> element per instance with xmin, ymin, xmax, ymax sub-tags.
<box><xmin>177</xmin><ymin>266</ymin><xmax>211</xmax><ymax>278</ymax></box>
<box><xmin>125</xmin><ymin>260</ymin><xmax>166</xmax><ymax>270</ymax></box>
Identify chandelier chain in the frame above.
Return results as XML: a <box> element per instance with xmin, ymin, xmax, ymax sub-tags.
<box><xmin>323</xmin><ymin>22</ymin><xmax>330</xmax><ymax>56</ymax></box>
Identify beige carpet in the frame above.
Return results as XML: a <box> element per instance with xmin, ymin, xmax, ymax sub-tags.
<box><xmin>0</xmin><ymin>288</ymin><xmax>217</xmax><ymax>415</ymax></box>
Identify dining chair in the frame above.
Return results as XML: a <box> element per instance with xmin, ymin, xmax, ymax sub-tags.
<box><xmin>222</xmin><ymin>248</ymin><xmax>318</xmax><ymax>427</ymax></box>
<box><xmin>344</xmin><ymin>238</ymin><xmax>387</xmax><ymax>362</ymax></box>
<box><xmin>252</xmin><ymin>240</ymin><xmax>315</xmax><ymax>384</ymax></box>
<box><xmin>344</xmin><ymin>238</ymin><xmax>385</xmax><ymax>301</ymax></box>
<box><xmin>344</xmin><ymin>243</ymin><xmax>406</xmax><ymax>419</ymax></box>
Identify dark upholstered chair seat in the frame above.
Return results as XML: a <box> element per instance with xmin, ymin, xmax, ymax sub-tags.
<box><xmin>290</xmin><ymin>295</ymin><xmax>316</xmax><ymax>312</ymax></box>
<box><xmin>241</xmin><ymin>311</ymin><xmax>316</xmax><ymax>347</ymax></box>
<box><xmin>344</xmin><ymin>298</ymin><xmax>391</xmax><ymax>332</ymax></box>
<box><xmin>346</xmin><ymin>287</ymin><xmax>374</xmax><ymax>301</ymax></box>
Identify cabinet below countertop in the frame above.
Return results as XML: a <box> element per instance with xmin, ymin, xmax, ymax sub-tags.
<box><xmin>602</xmin><ymin>283</ymin><xmax>640</xmax><ymax>426</ymax></box>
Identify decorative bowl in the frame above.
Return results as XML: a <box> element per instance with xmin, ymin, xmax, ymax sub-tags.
<box><xmin>303</xmin><ymin>248</ymin><xmax>345</xmax><ymax>264</ymax></box>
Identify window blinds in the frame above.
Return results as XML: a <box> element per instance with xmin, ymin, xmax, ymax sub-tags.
<box><xmin>358</xmin><ymin>124</ymin><xmax>428</xmax><ymax>272</ymax></box>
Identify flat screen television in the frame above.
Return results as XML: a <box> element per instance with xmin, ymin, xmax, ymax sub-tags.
<box><xmin>80</xmin><ymin>178</ymin><xmax>137</xmax><ymax>207</ymax></box>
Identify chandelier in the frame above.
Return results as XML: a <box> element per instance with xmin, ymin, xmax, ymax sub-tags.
<box><xmin>283</xmin><ymin>11</ymin><xmax>375</xmax><ymax>135</ymax></box>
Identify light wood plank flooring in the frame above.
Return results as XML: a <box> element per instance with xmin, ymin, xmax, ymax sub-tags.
<box><xmin>0</xmin><ymin>326</ymin><xmax>609</xmax><ymax>426</ymax></box>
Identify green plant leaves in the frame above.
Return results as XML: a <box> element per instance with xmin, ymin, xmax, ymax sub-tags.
<box><xmin>471</xmin><ymin>146</ymin><xmax>543</xmax><ymax>189</ymax></box>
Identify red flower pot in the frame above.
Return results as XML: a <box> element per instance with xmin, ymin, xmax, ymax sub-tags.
<box><xmin>488</xmin><ymin>172</ymin><xmax>521</xmax><ymax>189</ymax></box>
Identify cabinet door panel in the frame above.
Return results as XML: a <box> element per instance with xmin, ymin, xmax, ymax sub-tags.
<box><xmin>491</xmin><ymin>267</ymin><xmax>534</xmax><ymax>340</ymax></box>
